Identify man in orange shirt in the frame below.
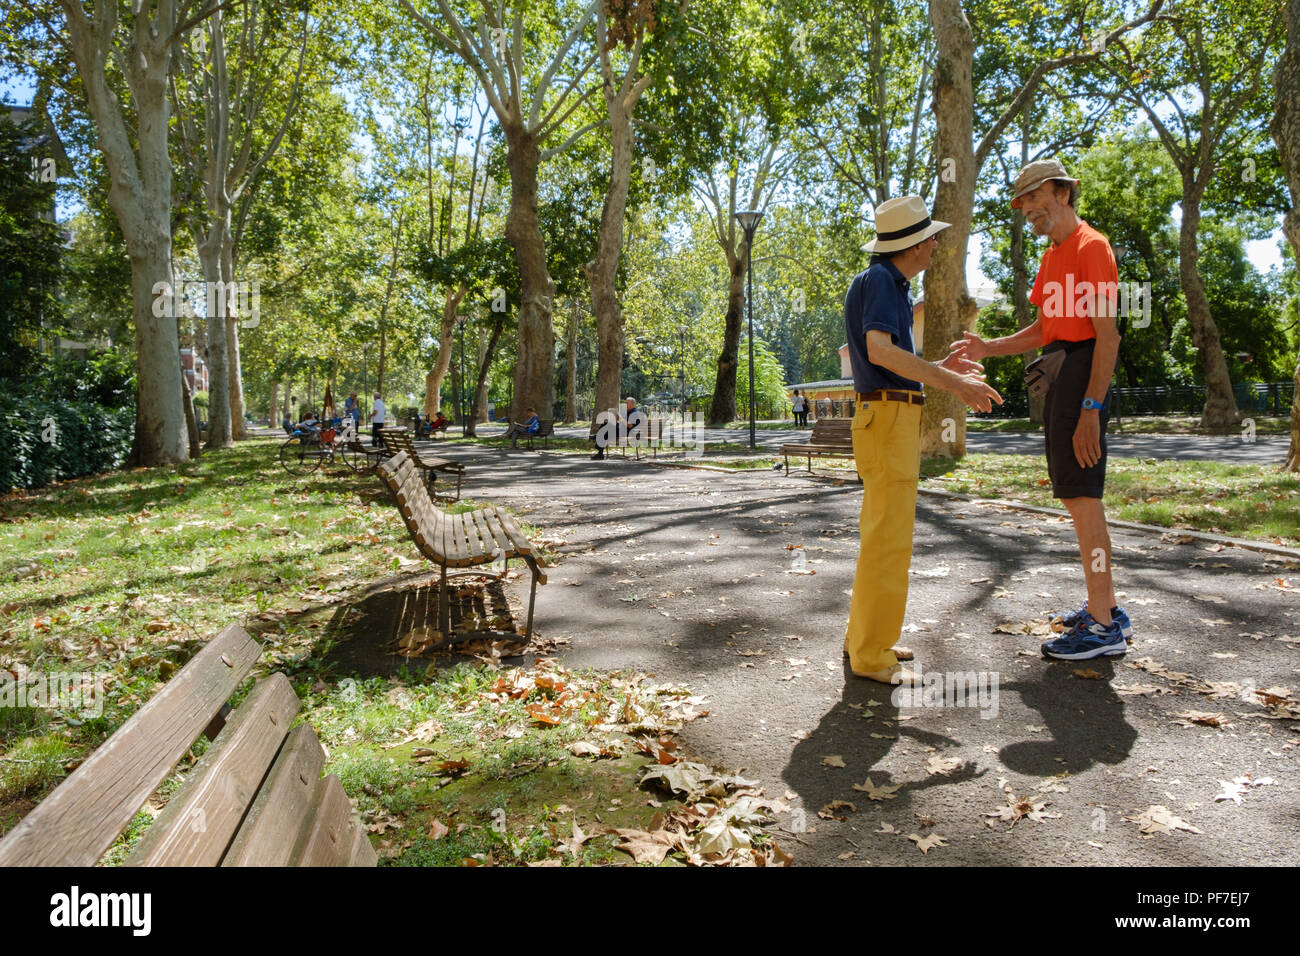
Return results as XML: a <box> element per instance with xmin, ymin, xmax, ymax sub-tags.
<box><xmin>951</xmin><ymin>159</ymin><xmax>1131</xmax><ymax>660</ymax></box>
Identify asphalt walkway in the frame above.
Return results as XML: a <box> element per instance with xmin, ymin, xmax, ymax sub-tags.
<box><xmin>482</xmin><ymin>422</ymin><xmax>1289</xmax><ymax>464</ymax></box>
<box><xmin>413</xmin><ymin>439</ymin><xmax>1300</xmax><ymax>866</ymax></box>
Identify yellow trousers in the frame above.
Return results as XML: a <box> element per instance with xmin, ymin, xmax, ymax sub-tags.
<box><xmin>844</xmin><ymin>400</ymin><xmax>922</xmax><ymax>674</ymax></box>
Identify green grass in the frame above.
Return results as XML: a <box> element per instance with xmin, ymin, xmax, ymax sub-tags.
<box><xmin>720</xmin><ymin>419</ymin><xmax>805</xmax><ymax>430</ymax></box>
<box><xmin>705</xmin><ymin>457</ymin><xmax>782</xmax><ymax>471</ymax></box>
<box><xmin>0</xmin><ymin>437</ymin><xmax>732</xmax><ymax>865</ymax></box>
<box><xmin>309</xmin><ymin>661</ymin><xmax>703</xmax><ymax>866</ymax></box>
<box><xmin>966</xmin><ymin>414</ymin><xmax>1291</xmax><ymax>435</ymax></box>
<box><xmin>0</xmin><ymin>439</ymin><xmax>538</xmax><ymax>831</ymax></box>
<box><xmin>921</xmin><ymin>453</ymin><xmax>1300</xmax><ymax>546</ymax></box>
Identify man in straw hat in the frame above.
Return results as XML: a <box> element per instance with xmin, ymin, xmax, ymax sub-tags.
<box><xmin>949</xmin><ymin>158</ymin><xmax>1131</xmax><ymax>661</ymax></box>
<box><xmin>843</xmin><ymin>195</ymin><xmax>1002</xmax><ymax>685</ymax></box>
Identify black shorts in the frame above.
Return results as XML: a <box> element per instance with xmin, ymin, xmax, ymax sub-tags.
<box><xmin>1042</xmin><ymin>338</ymin><xmax>1110</xmax><ymax>499</ymax></box>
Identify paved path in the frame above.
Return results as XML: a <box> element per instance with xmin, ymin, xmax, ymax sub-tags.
<box><xmin>411</xmin><ymin>440</ymin><xmax>1300</xmax><ymax>866</ymax></box>
<box><xmin>484</xmin><ymin>422</ymin><xmax>1289</xmax><ymax>464</ymax></box>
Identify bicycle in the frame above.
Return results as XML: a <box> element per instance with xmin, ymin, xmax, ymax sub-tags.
<box><xmin>279</xmin><ymin>420</ymin><xmax>360</xmax><ymax>477</ymax></box>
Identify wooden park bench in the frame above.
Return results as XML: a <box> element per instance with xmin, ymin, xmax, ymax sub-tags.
<box><xmin>526</xmin><ymin>419</ymin><xmax>555</xmax><ymax>450</ymax></box>
<box><xmin>411</xmin><ymin>415</ymin><xmax>449</xmax><ymax>439</ymax></box>
<box><xmin>508</xmin><ymin>419</ymin><xmax>554</xmax><ymax>451</ymax></box>
<box><xmin>615</xmin><ymin>418</ymin><xmax>665</xmax><ymax>460</ymax></box>
<box><xmin>377</xmin><ymin>451</ymin><xmax>547</xmax><ymax>641</ymax></box>
<box><xmin>0</xmin><ymin>624</ymin><xmax>376</xmax><ymax>867</ymax></box>
<box><xmin>780</xmin><ymin>417</ymin><xmax>856</xmax><ymax>473</ymax></box>
<box><xmin>381</xmin><ymin>428</ymin><xmax>465</xmax><ymax>502</ymax></box>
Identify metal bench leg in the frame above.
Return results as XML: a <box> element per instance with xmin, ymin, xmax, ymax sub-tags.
<box><xmin>438</xmin><ymin>563</ymin><xmax>450</xmax><ymax>636</ymax></box>
<box><xmin>521</xmin><ymin>555</ymin><xmax>544</xmax><ymax>642</ymax></box>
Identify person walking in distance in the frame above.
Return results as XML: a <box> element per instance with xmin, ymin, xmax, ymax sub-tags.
<box><xmin>369</xmin><ymin>392</ymin><xmax>387</xmax><ymax>447</ymax></box>
<box><xmin>843</xmin><ymin>195</ymin><xmax>1002</xmax><ymax>685</ymax></box>
<box><xmin>950</xmin><ymin>158</ymin><xmax>1131</xmax><ymax>661</ymax></box>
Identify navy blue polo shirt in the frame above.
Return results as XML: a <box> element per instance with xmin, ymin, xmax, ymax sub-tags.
<box><xmin>844</xmin><ymin>257</ymin><xmax>922</xmax><ymax>393</ymax></box>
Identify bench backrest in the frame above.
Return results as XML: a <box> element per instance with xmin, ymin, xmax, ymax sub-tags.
<box><xmin>377</xmin><ymin>451</ymin><xmax>444</xmax><ymax>556</ymax></box>
<box><xmin>381</xmin><ymin>429</ymin><xmax>416</xmax><ymax>457</ymax></box>
<box><xmin>810</xmin><ymin>418</ymin><xmax>853</xmax><ymax>445</ymax></box>
<box><xmin>378</xmin><ymin>451</ymin><xmax>532</xmax><ymax>567</ymax></box>
<box><xmin>0</xmin><ymin>626</ymin><xmax>374</xmax><ymax>867</ymax></box>
<box><xmin>536</xmin><ymin>419</ymin><xmax>555</xmax><ymax>437</ymax></box>
<box><xmin>0</xmin><ymin>625</ymin><xmax>260</xmax><ymax>866</ymax></box>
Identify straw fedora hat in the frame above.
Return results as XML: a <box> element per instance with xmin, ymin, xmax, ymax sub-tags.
<box><xmin>862</xmin><ymin>195</ymin><xmax>951</xmax><ymax>255</ymax></box>
<box><xmin>1010</xmin><ymin>158</ymin><xmax>1080</xmax><ymax>210</ymax></box>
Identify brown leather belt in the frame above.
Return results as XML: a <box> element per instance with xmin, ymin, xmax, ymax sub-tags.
<box><xmin>856</xmin><ymin>390</ymin><xmax>924</xmax><ymax>406</ymax></box>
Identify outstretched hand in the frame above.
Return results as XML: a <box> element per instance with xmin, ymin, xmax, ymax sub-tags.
<box><xmin>953</xmin><ymin>374</ymin><xmax>1003</xmax><ymax>414</ymax></box>
<box><xmin>949</xmin><ymin>331</ymin><xmax>990</xmax><ymax>362</ymax></box>
<box><xmin>939</xmin><ymin>350</ymin><xmax>985</xmax><ymax>377</ymax></box>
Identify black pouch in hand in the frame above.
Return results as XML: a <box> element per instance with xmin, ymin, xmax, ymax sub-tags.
<box><xmin>1024</xmin><ymin>348</ymin><xmax>1067</xmax><ymax>398</ymax></box>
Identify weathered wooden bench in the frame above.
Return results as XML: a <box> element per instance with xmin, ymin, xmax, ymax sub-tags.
<box><xmin>0</xmin><ymin>624</ymin><xmax>376</xmax><ymax>867</ymax></box>
<box><xmin>377</xmin><ymin>451</ymin><xmax>547</xmax><ymax>641</ymax></box>
<box><xmin>523</xmin><ymin>419</ymin><xmax>555</xmax><ymax>450</ymax></box>
<box><xmin>505</xmin><ymin>418</ymin><xmax>554</xmax><ymax>451</ymax></box>
<box><xmin>615</xmin><ymin>418</ymin><xmax>665</xmax><ymax>459</ymax></box>
<box><xmin>780</xmin><ymin>418</ymin><xmax>856</xmax><ymax>472</ymax></box>
<box><xmin>381</xmin><ymin>428</ymin><xmax>465</xmax><ymax>502</ymax></box>
<box><xmin>411</xmin><ymin>415</ymin><xmax>449</xmax><ymax>439</ymax></box>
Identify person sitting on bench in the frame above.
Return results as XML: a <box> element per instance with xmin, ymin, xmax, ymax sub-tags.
<box><xmin>591</xmin><ymin>396</ymin><xmax>645</xmax><ymax>459</ymax></box>
<box><xmin>503</xmin><ymin>408</ymin><xmax>540</xmax><ymax>447</ymax></box>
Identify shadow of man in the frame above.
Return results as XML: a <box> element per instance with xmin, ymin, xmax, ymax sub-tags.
<box><xmin>776</xmin><ymin>662</ymin><xmax>986</xmax><ymax>861</ymax></box>
<box><xmin>997</xmin><ymin>658</ymin><xmax>1138</xmax><ymax>775</ymax></box>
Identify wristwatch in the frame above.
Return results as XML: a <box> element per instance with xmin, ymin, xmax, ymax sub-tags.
<box><xmin>1081</xmin><ymin>397</ymin><xmax>1104</xmax><ymax>410</ymax></box>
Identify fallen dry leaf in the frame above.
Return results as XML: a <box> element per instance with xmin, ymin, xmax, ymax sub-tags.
<box><xmin>1213</xmin><ymin>775</ymin><xmax>1276</xmax><ymax>805</ymax></box>
<box><xmin>926</xmin><ymin>756</ymin><xmax>963</xmax><ymax>777</ymax></box>
<box><xmin>823</xmin><ymin>755</ymin><xmax>846</xmax><ymax>768</ymax></box>
<box><xmin>852</xmin><ymin>777</ymin><xmax>902</xmax><ymax>801</ymax></box>
<box><xmin>1172</xmin><ymin>711</ymin><xmax>1227</xmax><ymax>728</ymax></box>
<box><xmin>818</xmin><ymin>800</ymin><xmax>857</xmax><ymax>820</ymax></box>
<box><xmin>908</xmin><ymin>832</ymin><xmax>947</xmax><ymax>854</ymax></box>
<box><xmin>983</xmin><ymin>792</ymin><xmax>1060</xmax><ymax>828</ymax></box>
<box><xmin>1123</xmin><ymin>805</ymin><xmax>1203</xmax><ymax>836</ymax></box>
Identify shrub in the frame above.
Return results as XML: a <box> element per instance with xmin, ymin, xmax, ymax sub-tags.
<box><xmin>0</xmin><ymin>386</ymin><xmax>135</xmax><ymax>490</ymax></box>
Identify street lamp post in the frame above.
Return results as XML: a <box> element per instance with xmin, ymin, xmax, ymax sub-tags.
<box><xmin>733</xmin><ymin>210</ymin><xmax>763</xmax><ymax>451</ymax></box>
<box><xmin>457</xmin><ymin>317</ymin><xmax>467</xmax><ymax>438</ymax></box>
<box><xmin>677</xmin><ymin>324</ymin><xmax>688</xmax><ymax>422</ymax></box>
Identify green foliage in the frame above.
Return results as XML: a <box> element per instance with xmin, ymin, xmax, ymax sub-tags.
<box><xmin>0</xmin><ymin>116</ymin><xmax>63</xmax><ymax>382</ymax></box>
<box><xmin>0</xmin><ymin>353</ymin><xmax>136</xmax><ymax>490</ymax></box>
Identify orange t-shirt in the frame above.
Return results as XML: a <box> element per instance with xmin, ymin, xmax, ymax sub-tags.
<box><xmin>1028</xmin><ymin>221</ymin><xmax>1119</xmax><ymax>345</ymax></box>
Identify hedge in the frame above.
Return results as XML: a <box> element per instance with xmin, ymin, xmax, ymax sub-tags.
<box><xmin>0</xmin><ymin>390</ymin><xmax>135</xmax><ymax>491</ymax></box>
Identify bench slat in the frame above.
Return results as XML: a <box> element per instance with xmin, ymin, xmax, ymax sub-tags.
<box><xmin>124</xmin><ymin>672</ymin><xmax>299</xmax><ymax>867</ymax></box>
<box><xmin>493</xmin><ymin>507</ymin><xmax>533</xmax><ymax>555</ymax></box>
<box><xmin>470</xmin><ymin>509</ymin><xmax>505</xmax><ymax>561</ymax></box>
<box><xmin>221</xmin><ymin>722</ymin><xmax>326</xmax><ymax>867</ymax></box>
<box><xmin>460</xmin><ymin>510</ymin><xmax>490</xmax><ymax>564</ymax></box>
<box><xmin>448</xmin><ymin>513</ymin><xmax>474</xmax><ymax>565</ymax></box>
<box><xmin>0</xmin><ymin>624</ymin><xmax>261</xmax><ymax>867</ymax></box>
<box><xmin>293</xmin><ymin>774</ymin><xmax>355</xmax><ymax>866</ymax></box>
<box><xmin>346</xmin><ymin>817</ymin><xmax>379</xmax><ymax>866</ymax></box>
<box><xmin>481</xmin><ymin>511</ymin><xmax>518</xmax><ymax>559</ymax></box>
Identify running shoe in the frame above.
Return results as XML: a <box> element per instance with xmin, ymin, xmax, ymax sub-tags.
<box><xmin>1050</xmin><ymin>602</ymin><xmax>1132</xmax><ymax>639</ymax></box>
<box><xmin>1041</xmin><ymin>612</ymin><xmax>1127</xmax><ymax>660</ymax></box>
